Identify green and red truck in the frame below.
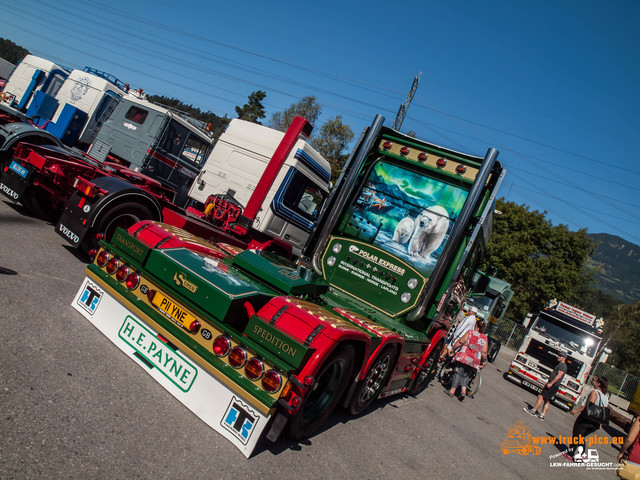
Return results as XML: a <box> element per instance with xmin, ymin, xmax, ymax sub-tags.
<box><xmin>71</xmin><ymin>115</ymin><xmax>505</xmax><ymax>456</ymax></box>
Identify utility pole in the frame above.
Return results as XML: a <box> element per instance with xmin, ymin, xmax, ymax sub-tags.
<box><xmin>392</xmin><ymin>72</ymin><xmax>421</xmax><ymax>131</ymax></box>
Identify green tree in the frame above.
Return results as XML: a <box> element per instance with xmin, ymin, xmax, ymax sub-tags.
<box><xmin>235</xmin><ymin>90</ymin><xmax>266</xmax><ymax>124</ymax></box>
<box><xmin>604</xmin><ymin>302</ymin><xmax>640</xmax><ymax>375</ymax></box>
<box><xmin>268</xmin><ymin>96</ymin><xmax>322</xmax><ymax>132</ymax></box>
<box><xmin>310</xmin><ymin>115</ymin><xmax>354</xmax><ymax>183</ymax></box>
<box><xmin>147</xmin><ymin>95</ymin><xmax>229</xmax><ymax>138</ymax></box>
<box><xmin>0</xmin><ymin>37</ymin><xmax>29</xmax><ymax>64</ymax></box>
<box><xmin>483</xmin><ymin>199</ymin><xmax>595</xmax><ymax>321</ymax></box>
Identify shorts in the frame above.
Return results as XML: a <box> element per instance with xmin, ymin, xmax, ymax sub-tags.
<box><xmin>540</xmin><ymin>383</ymin><xmax>559</xmax><ymax>400</ymax></box>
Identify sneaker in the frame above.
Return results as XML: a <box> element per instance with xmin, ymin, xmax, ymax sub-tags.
<box><xmin>523</xmin><ymin>407</ymin><xmax>536</xmax><ymax>416</ymax></box>
<box><xmin>538</xmin><ymin>414</ymin><xmax>545</xmax><ymax>421</ymax></box>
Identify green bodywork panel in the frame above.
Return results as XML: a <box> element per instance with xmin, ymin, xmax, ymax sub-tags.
<box><xmin>232</xmin><ymin>250</ymin><xmax>329</xmax><ymax>296</ymax></box>
<box><xmin>144</xmin><ymin>247</ymin><xmax>277</xmax><ymax>324</ymax></box>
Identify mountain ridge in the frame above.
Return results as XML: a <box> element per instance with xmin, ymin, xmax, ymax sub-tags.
<box><xmin>588</xmin><ymin>233</ymin><xmax>640</xmax><ymax>303</ymax></box>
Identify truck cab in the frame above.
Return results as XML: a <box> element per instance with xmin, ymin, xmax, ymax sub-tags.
<box><xmin>87</xmin><ymin>95</ymin><xmax>213</xmax><ymax>206</ymax></box>
<box><xmin>188</xmin><ymin>119</ymin><xmax>331</xmax><ymax>257</ymax></box>
<box><xmin>0</xmin><ymin>54</ymin><xmax>69</xmax><ymax>113</ymax></box>
<box><xmin>507</xmin><ymin>300</ymin><xmax>607</xmax><ymax>410</ymax></box>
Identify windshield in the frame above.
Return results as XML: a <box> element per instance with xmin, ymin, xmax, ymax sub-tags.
<box><xmin>469</xmin><ymin>295</ymin><xmax>495</xmax><ymax>312</ymax></box>
<box><xmin>336</xmin><ymin>160</ymin><xmax>468</xmax><ymax>279</ymax></box>
<box><xmin>532</xmin><ymin>313</ymin><xmax>600</xmax><ymax>358</ymax></box>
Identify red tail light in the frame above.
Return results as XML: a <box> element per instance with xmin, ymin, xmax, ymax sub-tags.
<box><xmin>212</xmin><ymin>336</ymin><xmax>231</xmax><ymax>357</ymax></box>
<box><xmin>96</xmin><ymin>250</ymin><xmax>110</xmax><ymax>267</ymax></box>
<box><xmin>228</xmin><ymin>347</ymin><xmax>247</xmax><ymax>368</ymax></box>
<box><xmin>125</xmin><ymin>272</ymin><xmax>140</xmax><ymax>290</ymax></box>
<box><xmin>262</xmin><ymin>370</ymin><xmax>282</xmax><ymax>393</ymax></box>
<box><xmin>188</xmin><ymin>320</ymin><xmax>201</xmax><ymax>333</ymax></box>
<box><xmin>115</xmin><ymin>264</ymin><xmax>130</xmax><ymax>282</ymax></box>
<box><xmin>245</xmin><ymin>358</ymin><xmax>264</xmax><ymax>380</ymax></box>
<box><xmin>147</xmin><ymin>289</ymin><xmax>156</xmax><ymax>302</ymax></box>
<box><xmin>106</xmin><ymin>257</ymin><xmax>119</xmax><ymax>275</ymax></box>
<box><xmin>73</xmin><ymin>177</ymin><xmax>100</xmax><ymax>198</ymax></box>
<box><xmin>455</xmin><ymin>164</ymin><xmax>467</xmax><ymax>175</ymax></box>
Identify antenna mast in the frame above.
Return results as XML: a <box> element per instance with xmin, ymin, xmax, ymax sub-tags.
<box><xmin>393</xmin><ymin>73</ymin><xmax>421</xmax><ymax>131</ymax></box>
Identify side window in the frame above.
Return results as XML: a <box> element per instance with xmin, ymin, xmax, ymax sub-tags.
<box><xmin>281</xmin><ymin>170</ymin><xmax>326</xmax><ymax>220</ymax></box>
<box><xmin>180</xmin><ymin>135</ymin><xmax>209</xmax><ymax>166</ymax></box>
<box><xmin>125</xmin><ymin>106</ymin><xmax>149</xmax><ymax>124</ymax></box>
<box><xmin>162</xmin><ymin>121</ymin><xmax>188</xmax><ymax>156</ymax></box>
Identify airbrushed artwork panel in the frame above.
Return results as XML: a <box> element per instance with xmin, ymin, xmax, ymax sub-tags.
<box><xmin>339</xmin><ymin>161</ymin><xmax>469</xmax><ymax>279</ymax></box>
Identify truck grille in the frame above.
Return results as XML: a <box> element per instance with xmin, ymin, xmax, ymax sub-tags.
<box><xmin>525</xmin><ymin>339</ymin><xmax>582</xmax><ymax>378</ymax></box>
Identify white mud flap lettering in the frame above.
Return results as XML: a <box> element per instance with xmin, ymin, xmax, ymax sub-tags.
<box><xmin>72</xmin><ymin>277</ymin><xmax>270</xmax><ymax>457</ymax></box>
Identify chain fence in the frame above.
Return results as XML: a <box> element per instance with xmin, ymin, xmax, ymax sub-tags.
<box><xmin>485</xmin><ymin>316</ymin><xmax>640</xmax><ymax>402</ymax></box>
<box><xmin>485</xmin><ymin>316</ymin><xmax>528</xmax><ymax>351</ymax></box>
<box><xmin>591</xmin><ymin>362</ymin><xmax>640</xmax><ymax>402</ymax></box>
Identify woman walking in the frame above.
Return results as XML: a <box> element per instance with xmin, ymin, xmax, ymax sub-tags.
<box><xmin>564</xmin><ymin>375</ymin><xmax>609</xmax><ymax>461</ymax></box>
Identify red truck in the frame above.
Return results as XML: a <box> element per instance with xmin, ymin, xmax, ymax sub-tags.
<box><xmin>71</xmin><ymin>114</ymin><xmax>506</xmax><ymax>456</ymax></box>
<box><xmin>1</xmin><ymin>93</ymin><xmax>214</xmax><ymax>228</ymax></box>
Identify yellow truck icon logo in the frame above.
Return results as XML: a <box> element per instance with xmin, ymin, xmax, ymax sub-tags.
<box><xmin>501</xmin><ymin>422</ymin><xmax>542</xmax><ymax>456</ymax></box>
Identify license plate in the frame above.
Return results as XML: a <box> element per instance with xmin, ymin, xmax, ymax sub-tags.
<box><xmin>522</xmin><ymin>379</ymin><xmax>542</xmax><ymax>393</ymax></box>
<box><xmin>9</xmin><ymin>161</ymin><xmax>28</xmax><ymax>178</ymax></box>
<box><xmin>151</xmin><ymin>291</ymin><xmax>198</xmax><ymax>330</ymax></box>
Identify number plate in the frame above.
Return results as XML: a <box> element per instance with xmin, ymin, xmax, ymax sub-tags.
<box><xmin>522</xmin><ymin>379</ymin><xmax>542</xmax><ymax>393</ymax></box>
<box><xmin>9</xmin><ymin>161</ymin><xmax>28</xmax><ymax>179</ymax></box>
<box><xmin>151</xmin><ymin>291</ymin><xmax>198</xmax><ymax>329</ymax></box>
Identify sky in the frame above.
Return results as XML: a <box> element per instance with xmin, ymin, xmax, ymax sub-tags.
<box><xmin>1</xmin><ymin>0</ymin><xmax>639</xmax><ymax>245</ymax></box>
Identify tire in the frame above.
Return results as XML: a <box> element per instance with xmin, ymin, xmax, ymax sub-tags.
<box><xmin>467</xmin><ymin>372</ymin><xmax>482</xmax><ymax>398</ymax></box>
<box><xmin>438</xmin><ymin>357</ymin><xmax>453</xmax><ymax>389</ymax></box>
<box><xmin>86</xmin><ymin>202</ymin><xmax>153</xmax><ymax>252</ymax></box>
<box><xmin>349</xmin><ymin>345</ymin><xmax>395</xmax><ymax>415</ymax></box>
<box><xmin>288</xmin><ymin>344</ymin><xmax>356</xmax><ymax>441</ymax></box>
<box><xmin>409</xmin><ymin>342</ymin><xmax>441</xmax><ymax>396</ymax></box>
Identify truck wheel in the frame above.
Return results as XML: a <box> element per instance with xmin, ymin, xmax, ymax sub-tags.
<box><xmin>349</xmin><ymin>345</ymin><xmax>395</xmax><ymax>415</ymax></box>
<box><xmin>408</xmin><ymin>341</ymin><xmax>441</xmax><ymax>396</ymax></box>
<box><xmin>88</xmin><ymin>202</ymin><xmax>153</xmax><ymax>251</ymax></box>
<box><xmin>288</xmin><ymin>344</ymin><xmax>355</xmax><ymax>440</ymax></box>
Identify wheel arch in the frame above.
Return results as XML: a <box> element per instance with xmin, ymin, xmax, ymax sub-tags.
<box><xmin>86</xmin><ymin>177</ymin><xmax>163</xmax><ymax>228</ymax></box>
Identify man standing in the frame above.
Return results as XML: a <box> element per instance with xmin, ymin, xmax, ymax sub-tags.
<box><xmin>524</xmin><ymin>351</ymin><xmax>568</xmax><ymax>421</ymax></box>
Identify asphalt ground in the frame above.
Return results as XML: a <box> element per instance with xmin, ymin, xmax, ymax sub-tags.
<box><xmin>0</xmin><ymin>198</ymin><xmax>626</xmax><ymax>479</ymax></box>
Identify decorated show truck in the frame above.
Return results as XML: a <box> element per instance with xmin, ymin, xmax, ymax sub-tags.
<box><xmin>506</xmin><ymin>300</ymin><xmax>610</xmax><ymax>410</ymax></box>
<box><xmin>71</xmin><ymin>115</ymin><xmax>505</xmax><ymax>456</ymax></box>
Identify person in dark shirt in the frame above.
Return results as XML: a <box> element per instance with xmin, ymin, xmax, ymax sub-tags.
<box><xmin>523</xmin><ymin>351</ymin><xmax>568</xmax><ymax>421</ymax></box>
